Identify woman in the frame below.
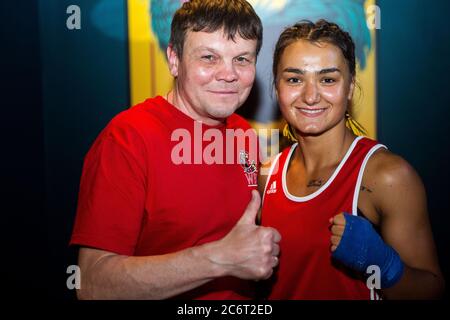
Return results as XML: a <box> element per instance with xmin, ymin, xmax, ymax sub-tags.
<box><xmin>259</xmin><ymin>20</ymin><xmax>444</xmax><ymax>299</ymax></box>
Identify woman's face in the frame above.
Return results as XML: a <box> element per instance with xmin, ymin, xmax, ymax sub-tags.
<box><xmin>276</xmin><ymin>40</ymin><xmax>354</xmax><ymax>137</ymax></box>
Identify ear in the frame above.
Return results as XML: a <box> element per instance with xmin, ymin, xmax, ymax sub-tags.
<box><xmin>274</xmin><ymin>80</ymin><xmax>279</xmax><ymax>100</ymax></box>
<box><xmin>166</xmin><ymin>44</ymin><xmax>179</xmax><ymax>77</ymax></box>
<box><xmin>347</xmin><ymin>78</ymin><xmax>355</xmax><ymax>100</ymax></box>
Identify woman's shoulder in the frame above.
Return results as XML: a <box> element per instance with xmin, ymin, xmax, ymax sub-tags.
<box><xmin>368</xmin><ymin>148</ymin><xmax>418</xmax><ymax>180</ymax></box>
<box><xmin>364</xmin><ymin>147</ymin><xmax>425</xmax><ymax>199</ymax></box>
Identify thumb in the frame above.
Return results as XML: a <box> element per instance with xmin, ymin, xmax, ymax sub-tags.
<box><xmin>237</xmin><ymin>190</ymin><xmax>261</xmax><ymax>225</ymax></box>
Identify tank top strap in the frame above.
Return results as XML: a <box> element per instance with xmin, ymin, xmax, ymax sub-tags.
<box><xmin>347</xmin><ymin>137</ymin><xmax>387</xmax><ymax>215</ymax></box>
<box><xmin>330</xmin><ymin>137</ymin><xmax>387</xmax><ymax>215</ymax></box>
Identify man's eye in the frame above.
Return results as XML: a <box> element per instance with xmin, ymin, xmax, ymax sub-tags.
<box><xmin>201</xmin><ymin>55</ymin><xmax>215</xmax><ymax>62</ymax></box>
<box><xmin>235</xmin><ymin>56</ymin><xmax>250</xmax><ymax>64</ymax></box>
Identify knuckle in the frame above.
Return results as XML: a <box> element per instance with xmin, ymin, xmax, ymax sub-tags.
<box><xmin>273</xmin><ymin>256</ymin><xmax>279</xmax><ymax>267</ymax></box>
<box><xmin>273</xmin><ymin>244</ymin><xmax>280</xmax><ymax>256</ymax></box>
<box><xmin>257</xmin><ymin>266</ymin><xmax>269</xmax><ymax>278</ymax></box>
<box><xmin>331</xmin><ymin>235</ymin><xmax>340</xmax><ymax>245</ymax></box>
<box><xmin>259</xmin><ymin>228</ymin><xmax>274</xmax><ymax>242</ymax></box>
<box><xmin>263</xmin><ymin>269</ymin><xmax>274</xmax><ymax>280</ymax></box>
<box><xmin>265</xmin><ymin>228</ymin><xmax>276</xmax><ymax>240</ymax></box>
<box><xmin>262</xmin><ymin>244</ymin><xmax>272</xmax><ymax>255</ymax></box>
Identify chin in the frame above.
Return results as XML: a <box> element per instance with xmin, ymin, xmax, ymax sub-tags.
<box><xmin>295</xmin><ymin>125</ymin><xmax>324</xmax><ymax>137</ymax></box>
<box><xmin>208</xmin><ymin>105</ymin><xmax>239</xmax><ymax>119</ymax></box>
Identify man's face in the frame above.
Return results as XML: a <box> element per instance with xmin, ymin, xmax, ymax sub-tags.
<box><xmin>167</xmin><ymin>29</ymin><xmax>257</xmax><ymax>125</ymax></box>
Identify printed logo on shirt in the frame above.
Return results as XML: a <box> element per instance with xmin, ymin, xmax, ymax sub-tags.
<box><xmin>266</xmin><ymin>181</ymin><xmax>277</xmax><ymax>194</ymax></box>
<box><xmin>239</xmin><ymin>150</ymin><xmax>257</xmax><ymax>174</ymax></box>
<box><xmin>240</xmin><ymin>150</ymin><xmax>257</xmax><ymax>187</ymax></box>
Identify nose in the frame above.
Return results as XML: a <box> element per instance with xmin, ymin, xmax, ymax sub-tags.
<box><xmin>302</xmin><ymin>80</ymin><xmax>320</xmax><ymax>105</ymax></box>
<box><xmin>215</xmin><ymin>61</ymin><xmax>238</xmax><ymax>82</ymax></box>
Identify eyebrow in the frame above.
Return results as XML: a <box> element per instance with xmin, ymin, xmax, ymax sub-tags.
<box><xmin>194</xmin><ymin>47</ymin><xmax>256</xmax><ymax>57</ymax></box>
<box><xmin>283</xmin><ymin>67</ymin><xmax>341</xmax><ymax>75</ymax></box>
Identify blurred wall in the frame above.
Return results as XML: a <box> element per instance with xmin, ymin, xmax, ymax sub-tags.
<box><xmin>377</xmin><ymin>0</ymin><xmax>450</xmax><ymax>294</ymax></box>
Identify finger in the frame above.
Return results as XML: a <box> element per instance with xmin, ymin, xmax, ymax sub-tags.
<box><xmin>272</xmin><ymin>243</ymin><xmax>280</xmax><ymax>257</ymax></box>
<box><xmin>237</xmin><ymin>190</ymin><xmax>261</xmax><ymax>225</ymax></box>
<box><xmin>330</xmin><ymin>224</ymin><xmax>345</xmax><ymax>236</ymax></box>
<box><xmin>259</xmin><ymin>227</ymin><xmax>281</xmax><ymax>245</ymax></box>
<box><xmin>271</xmin><ymin>256</ymin><xmax>279</xmax><ymax>268</ymax></box>
<box><xmin>332</xmin><ymin>213</ymin><xmax>346</xmax><ymax>226</ymax></box>
<box><xmin>271</xmin><ymin>228</ymin><xmax>282</xmax><ymax>243</ymax></box>
<box><xmin>330</xmin><ymin>244</ymin><xmax>338</xmax><ymax>252</ymax></box>
<box><xmin>330</xmin><ymin>235</ymin><xmax>341</xmax><ymax>246</ymax></box>
<box><xmin>262</xmin><ymin>268</ymin><xmax>274</xmax><ymax>280</ymax></box>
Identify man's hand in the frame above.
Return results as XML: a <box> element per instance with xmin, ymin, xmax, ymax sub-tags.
<box><xmin>210</xmin><ymin>190</ymin><xmax>281</xmax><ymax>280</ymax></box>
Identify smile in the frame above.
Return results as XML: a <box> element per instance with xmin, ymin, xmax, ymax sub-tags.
<box><xmin>301</xmin><ymin>108</ymin><xmax>324</xmax><ymax>114</ymax></box>
<box><xmin>208</xmin><ymin>90</ymin><xmax>238</xmax><ymax>95</ymax></box>
<box><xmin>297</xmin><ymin>107</ymin><xmax>328</xmax><ymax>117</ymax></box>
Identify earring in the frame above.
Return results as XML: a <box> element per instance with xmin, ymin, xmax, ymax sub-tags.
<box><xmin>283</xmin><ymin>123</ymin><xmax>297</xmax><ymax>142</ymax></box>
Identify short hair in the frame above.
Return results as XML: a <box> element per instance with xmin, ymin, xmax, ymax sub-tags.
<box><xmin>169</xmin><ymin>0</ymin><xmax>263</xmax><ymax>58</ymax></box>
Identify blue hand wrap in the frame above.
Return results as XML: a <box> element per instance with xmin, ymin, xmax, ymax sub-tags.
<box><xmin>332</xmin><ymin>212</ymin><xmax>404</xmax><ymax>288</ymax></box>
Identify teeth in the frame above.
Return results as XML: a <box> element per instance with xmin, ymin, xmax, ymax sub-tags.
<box><xmin>301</xmin><ymin>109</ymin><xmax>324</xmax><ymax>114</ymax></box>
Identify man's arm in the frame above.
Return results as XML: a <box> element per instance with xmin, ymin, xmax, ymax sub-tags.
<box><xmin>77</xmin><ymin>246</ymin><xmax>219</xmax><ymax>300</ymax></box>
<box><xmin>77</xmin><ymin>190</ymin><xmax>281</xmax><ymax>300</ymax></box>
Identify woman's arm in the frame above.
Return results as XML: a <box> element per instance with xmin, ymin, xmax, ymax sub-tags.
<box><xmin>367</xmin><ymin>150</ymin><xmax>445</xmax><ymax>299</ymax></box>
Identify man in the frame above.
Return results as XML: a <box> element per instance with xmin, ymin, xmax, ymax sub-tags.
<box><xmin>70</xmin><ymin>0</ymin><xmax>281</xmax><ymax>300</ymax></box>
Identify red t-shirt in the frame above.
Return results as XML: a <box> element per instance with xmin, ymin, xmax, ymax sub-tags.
<box><xmin>70</xmin><ymin>96</ymin><xmax>259</xmax><ymax>299</ymax></box>
<box><xmin>261</xmin><ymin>136</ymin><xmax>386</xmax><ymax>300</ymax></box>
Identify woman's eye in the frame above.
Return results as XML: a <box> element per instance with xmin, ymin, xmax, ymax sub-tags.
<box><xmin>321</xmin><ymin>78</ymin><xmax>336</xmax><ymax>84</ymax></box>
<box><xmin>287</xmin><ymin>78</ymin><xmax>301</xmax><ymax>84</ymax></box>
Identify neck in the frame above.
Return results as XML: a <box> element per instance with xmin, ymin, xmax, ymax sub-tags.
<box><xmin>294</xmin><ymin>121</ymin><xmax>356</xmax><ymax>172</ymax></box>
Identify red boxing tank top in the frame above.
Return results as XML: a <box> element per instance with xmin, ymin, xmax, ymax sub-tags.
<box><xmin>261</xmin><ymin>136</ymin><xmax>386</xmax><ymax>300</ymax></box>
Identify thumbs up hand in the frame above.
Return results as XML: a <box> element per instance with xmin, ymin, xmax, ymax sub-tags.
<box><xmin>210</xmin><ymin>190</ymin><xmax>281</xmax><ymax>280</ymax></box>
<box><xmin>236</xmin><ymin>189</ymin><xmax>262</xmax><ymax>226</ymax></box>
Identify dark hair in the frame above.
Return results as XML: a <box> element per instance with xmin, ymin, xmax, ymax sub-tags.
<box><xmin>169</xmin><ymin>0</ymin><xmax>263</xmax><ymax>58</ymax></box>
<box><xmin>274</xmin><ymin>20</ymin><xmax>367</xmax><ymax>138</ymax></box>
<box><xmin>273</xmin><ymin>19</ymin><xmax>356</xmax><ymax>85</ymax></box>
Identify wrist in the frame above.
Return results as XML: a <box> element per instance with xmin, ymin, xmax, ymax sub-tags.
<box><xmin>380</xmin><ymin>245</ymin><xmax>404</xmax><ymax>288</ymax></box>
<box><xmin>332</xmin><ymin>213</ymin><xmax>404</xmax><ymax>288</ymax></box>
<box><xmin>192</xmin><ymin>240</ymin><xmax>229</xmax><ymax>279</ymax></box>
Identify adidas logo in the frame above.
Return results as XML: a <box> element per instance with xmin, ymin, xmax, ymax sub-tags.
<box><xmin>266</xmin><ymin>181</ymin><xmax>277</xmax><ymax>194</ymax></box>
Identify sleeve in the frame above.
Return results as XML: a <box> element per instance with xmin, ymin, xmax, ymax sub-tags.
<box><xmin>70</xmin><ymin>119</ymin><xmax>148</xmax><ymax>256</ymax></box>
